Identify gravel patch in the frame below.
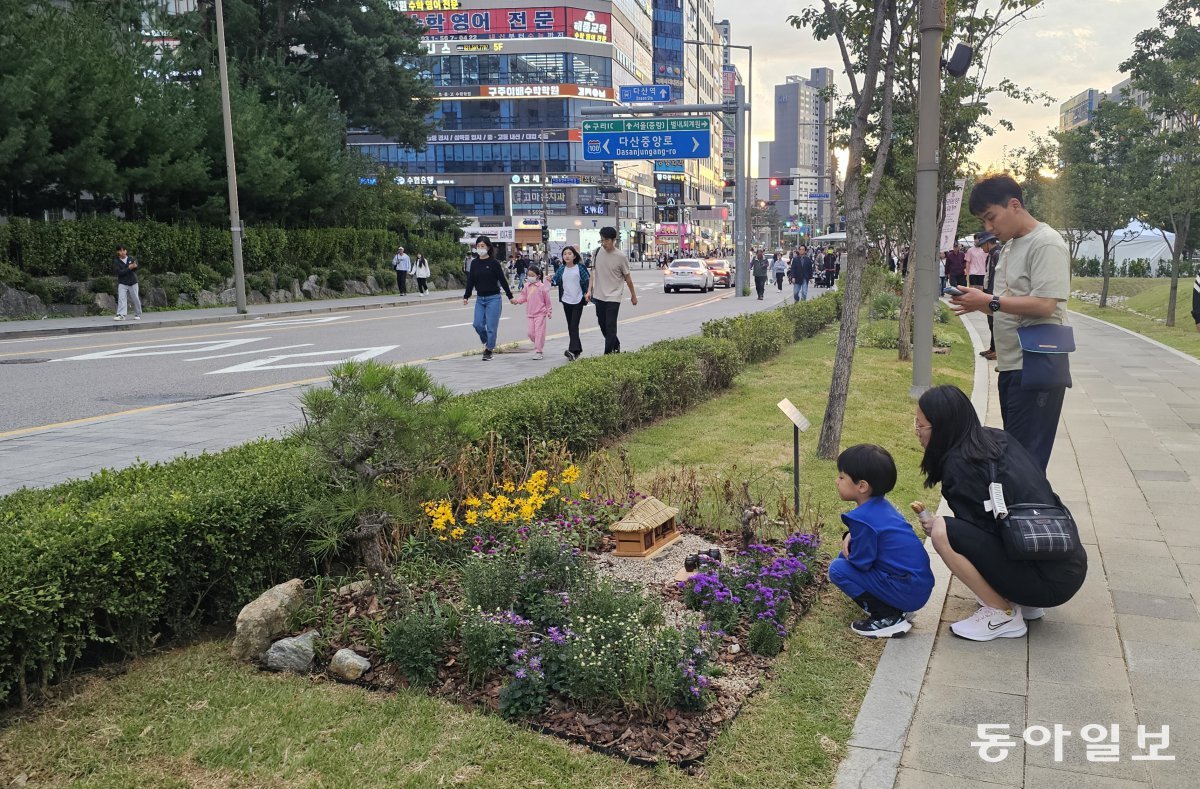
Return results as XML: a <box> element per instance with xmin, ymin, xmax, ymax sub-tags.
<box><xmin>593</xmin><ymin>532</ymin><xmax>725</xmax><ymax>592</ymax></box>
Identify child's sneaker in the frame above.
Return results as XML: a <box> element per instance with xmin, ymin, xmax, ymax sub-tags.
<box><xmin>951</xmin><ymin>605</ymin><xmax>1027</xmax><ymax>641</ymax></box>
<box><xmin>851</xmin><ymin>613</ymin><xmax>912</xmax><ymax>638</ymax></box>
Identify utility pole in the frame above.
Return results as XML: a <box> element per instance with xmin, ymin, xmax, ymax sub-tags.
<box><xmin>539</xmin><ymin>132</ymin><xmax>549</xmax><ymax>263</ymax></box>
<box><xmin>733</xmin><ymin>84</ymin><xmax>748</xmax><ymax>295</ymax></box>
<box><xmin>911</xmin><ymin>0</ymin><xmax>946</xmax><ymax>396</ymax></box>
<box><xmin>213</xmin><ymin>0</ymin><xmax>247</xmax><ymax>313</ymax></box>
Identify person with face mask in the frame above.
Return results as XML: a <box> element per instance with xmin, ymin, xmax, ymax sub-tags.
<box><xmin>462</xmin><ymin>235</ymin><xmax>514</xmax><ymax>361</ymax></box>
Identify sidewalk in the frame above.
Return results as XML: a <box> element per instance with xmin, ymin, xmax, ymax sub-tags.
<box><xmin>839</xmin><ymin>311</ymin><xmax>1200</xmax><ymax>788</ymax></box>
<box><xmin>0</xmin><ymin>286</ymin><xmax>812</xmax><ymax>496</ymax></box>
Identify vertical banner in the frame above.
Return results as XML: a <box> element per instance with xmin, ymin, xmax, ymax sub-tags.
<box><xmin>938</xmin><ymin>178</ymin><xmax>966</xmax><ymax>252</ymax></box>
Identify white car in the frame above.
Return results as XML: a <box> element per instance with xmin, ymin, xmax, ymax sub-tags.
<box><xmin>663</xmin><ymin>258</ymin><xmax>715</xmax><ymax>293</ymax></box>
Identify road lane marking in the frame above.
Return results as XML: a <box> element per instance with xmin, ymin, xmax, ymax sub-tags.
<box><xmin>206</xmin><ymin>346</ymin><xmax>399</xmax><ymax>374</ymax></box>
<box><xmin>228</xmin><ymin>316</ymin><xmax>348</xmax><ymax>329</ymax></box>
<box><xmin>54</xmin><ymin>338</ymin><xmax>273</xmax><ymax>361</ymax></box>
<box><xmin>186</xmin><ymin>344</ymin><xmax>313</xmax><ymax>361</ymax></box>
<box><xmin>438</xmin><ymin>317</ymin><xmax>510</xmax><ymax>329</ymax></box>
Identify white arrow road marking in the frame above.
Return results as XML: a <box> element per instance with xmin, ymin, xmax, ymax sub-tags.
<box><xmin>57</xmin><ymin>338</ymin><xmax>273</xmax><ymax>361</ymax></box>
<box><xmin>186</xmin><ymin>344</ymin><xmax>313</xmax><ymax>361</ymax></box>
<box><xmin>206</xmin><ymin>346</ymin><xmax>399</xmax><ymax>374</ymax></box>
<box><xmin>228</xmin><ymin>316</ymin><xmax>348</xmax><ymax>329</ymax></box>
<box><xmin>437</xmin><ymin>317</ymin><xmax>510</xmax><ymax>329</ymax></box>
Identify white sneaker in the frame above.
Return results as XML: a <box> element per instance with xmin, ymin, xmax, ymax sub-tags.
<box><xmin>132</xmin><ymin>315</ymin><xmax>141</xmax><ymax>320</ymax></box>
<box><xmin>532</xmin><ymin>352</ymin><xmax>543</xmax><ymax>360</ymax></box>
<box><xmin>113</xmin><ymin>315</ymin><xmax>124</xmax><ymax>321</ymax></box>
<box><xmin>1016</xmin><ymin>605</ymin><xmax>1045</xmax><ymax>621</ymax></box>
<box><xmin>951</xmin><ymin>606</ymin><xmax>1027</xmax><ymax>641</ymax></box>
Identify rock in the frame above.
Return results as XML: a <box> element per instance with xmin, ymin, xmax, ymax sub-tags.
<box><xmin>0</xmin><ymin>283</ymin><xmax>48</xmax><ymax>319</ymax></box>
<box><xmin>290</xmin><ymin>279</ymin><xmax>304</xmax><ymax>301</ymax></box>
<box><xmin>344</xmin><ymin>279</ymin><xmax>372</xmax><ymax>296</ymax></box>
<box><xmin>219</xmin><ymin>287</ymin><xmax>237</xmax><ymax>305</ymax></box>
<box><xmin>329</xmin><ymin>648</ymin><xmax>371</xmax><ymax>682</ymax></box>
<box><xmin>230</xmin><ymin>578</ymin><xmax>308</xmax><ymax>661</ymax></box>
<box><xmin>336</xmin><ymin>579</ymin><xmax>373</xmax><ymax>596</ymax></box>
<box><xmin>265</xmin><ymin>630</ymin><xmax>320</xmax><ymax>674</ymax></box>
<box><xmin>248</xmin><ymin>290</ymin><xmax>268</xmax><ymax>305</ymax></box>
<box><xmin>94</xmin><ymin>292</ymin><xmax>117</xmax><ymax>312</ymax></box>
<box><xmin>269</xmin><ymin>288</ymin><xmax>292</xmax><ymax>303</ymax></box>
<box><xmin>366</xmin><ymin>275</ymin><xmax>381</xmax><ymax>294</ymax></box>
<box><xmin>728</xmin><ymin>643</ymin><xmax>741</xmax><ymax>655</ymax></box>
<box><xmin>177</xmin><ymin>293</ymin><xmax>194</xmax><ymax>307</ymax></box>
<box><xmin>196</xmin><ymin>289</ymin><xmax>219</xmax><ymax>307</ymax></box>
<box><xmin>301</xmin><ymin>274</ymin><xmax>320</xmax><ymax>298</ymax></box>
<box><xmin>147</xmin><ymin>287</ymin><xmax>169</xmax><ymax>308</ymax></box>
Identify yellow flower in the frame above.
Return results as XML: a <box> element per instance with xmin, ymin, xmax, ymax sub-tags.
<box><xmin>465</xmin><ymin>496</ymin><xmax>481</xmax><ymax>507</ymax></box>
<box><xmin>465</xmin><ymin>510</ymin><xmax>479</xmax><ymax>525</ymax></box>
<box><xmin>502</xmin><ymin>481</ymin><xmax>516</xmax><ymax>492</ymax></box>
<box><xmin>450</xmin><ymin>527</ymin><xmax>465</xmax><ymax>540</ymax></box>
<box><xmin>548</xmin><ymin>486</ymin><xmax>560</xmax><ymax>496</ymax></box>
<box><xmin>438</xmin><ymin>535</ymin><xmax>447</xmax><ymax>542</ymax></box>
<box><xmin>560</xmin><ymin>465</ymin><xmax>580</xmax><ymax>485</ymax></box>
<box><xmin>579</xmin><ymin>491</ymin><xmax>591</xmax><ymax>500</ymax></box>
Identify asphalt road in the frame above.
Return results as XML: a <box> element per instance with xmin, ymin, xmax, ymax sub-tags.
<box><xmin>0</xmin><ymin>270</ymin><xmax>752</xmax><ymax>433</ymax></box>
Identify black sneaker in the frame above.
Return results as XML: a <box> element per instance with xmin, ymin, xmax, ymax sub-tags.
<box><xmin>482</xmin><ymin>349</ymin><xmax>493</xmax><ymax>361</ymax></box>
<box><xmin>850</xmin><ymin>613</ymin><xmax>912</xmax><ymax>638</ymax></box>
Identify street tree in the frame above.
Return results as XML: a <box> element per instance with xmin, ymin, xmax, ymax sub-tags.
<box><xmin>1055</xmin><ymin>99</ymin><xmax>1153</xmax><ymax>307</ymax></box>
<box><xmin>1121</xmin><ymin>0</ymin><xmax>1200</xmax><ymax>326</ymax></box>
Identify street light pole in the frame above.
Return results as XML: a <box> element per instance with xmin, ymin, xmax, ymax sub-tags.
<box><xmin>213</xmin><ymin>0</ymin><xmax>247</xmax><ymax>314</ymax></box>
<box><xmin>539</xmin><ymin>132</ymin><xmax>549</xmax><ymax>263</ymax></box>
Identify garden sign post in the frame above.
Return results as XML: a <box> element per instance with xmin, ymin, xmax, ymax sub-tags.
<box><xmin>777</xmin><ymin>399</ymin><xmax>811</xmax><ymax>518</ymax></box>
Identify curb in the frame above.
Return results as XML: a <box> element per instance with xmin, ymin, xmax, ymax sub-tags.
<box><xmin>833</xmin><ymin>310</ymin><xmax>991</xmax><ymax>789</ymax></box>
<box><xmin>0</xmin><ymin>293</ymin><xmax>462</xmax><ymax>340</ymax></box>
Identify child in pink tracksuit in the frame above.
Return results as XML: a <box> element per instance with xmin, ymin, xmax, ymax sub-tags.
<box><xmin>512</xmin><ymin>265</ymin><xmax>552</xmax><ymax>359</ymax></box>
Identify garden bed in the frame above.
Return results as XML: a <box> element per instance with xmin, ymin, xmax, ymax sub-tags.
<box><xmin>283</xmin><ymin>474</ymin><xmax>826</xmax><ymax>769</ymax></box>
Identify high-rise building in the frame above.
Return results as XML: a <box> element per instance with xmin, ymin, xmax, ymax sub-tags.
<box><xmin>764</xmin><ymin>69</ymin><xmax>834</xmax><ymax>237</ymax></box>
<box><xmin>350</xmin><ymin>0</ymin><xmax>658</xmax><ymax>258</ymax></box>
<box><xmin>1059</xmin><ymin>89</ymin><xmax>1102</xmax><ymax>131</ymax></box>
<box><xmin>715</xmin><ymin>18</ymin><xmax>739</xmax><ymax>211</ymax></box>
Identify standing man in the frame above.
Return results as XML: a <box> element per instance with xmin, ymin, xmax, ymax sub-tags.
<box><xmin>944</xmin><ymin>242</ymin><xmax>967</xmax><ymax>288</ymax></box>
<box><xmin>392</xmin><ymin>246</ymin><xmax>411</xmax><ymax>295</ymax></box>
<box><xmin>112</xmin><ymin>244</ymin><xmax>141</xmax><ymax>321</ymax></box>
<box><xmin>951</xmin><ymin>174</ymin><xmax>1070</xmax><ymax>471</ymax></box>
<box><xmin>964</xmin><ymin>239</ymin><xmax>988</xmax><ymax>288</ymax></box>
<box><xmin>585</xmin><ymin>226</ymin><xmax>638</xmax><ymax>354</ymax></box>
<box><xmin>789</xmin><ymin>245</ymin><xmax>815</xmax><ymax>302</ymax></box>
<box><xmin>514</xmin><ymin>249</ymin><xmax>530</xmax><ymax>291</ymax></box>
<box><xmin>750</xmin><ymin>249</ymin><xmax>769</xmax><ymax>300</ymax></box>
<box><xmin>1192</xmin><ymin>270</ymin><xmax>1199</xmax><ymax>333</ymax></box>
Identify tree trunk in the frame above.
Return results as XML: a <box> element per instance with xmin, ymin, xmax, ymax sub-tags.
<box><xmin>817</xmin><ymin>191</ymin><xmax>869</xmax><ymax>459</ymax></box>
<box><xmin>897</xmin><ymin>251</ymin><xmax>916</xmax><ymax>361</ymax></box>
<box><xmin>1100</xmin><ymin>234</ymin><xmax>1112</xmax><ymax>308</ymax></box>
<box><xmin>1165</xmin><ymin>216</ymin><xmax>1190</xmax><ymax>327</ymax></box>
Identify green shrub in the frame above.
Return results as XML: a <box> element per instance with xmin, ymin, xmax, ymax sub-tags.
<box><xmin>702</xmin><ymin>292</ymin><xmax>840</xmax><ymax>363</ymax></box>
<box><xmin>324</xmin><ymin>270</ymin><xmax>346</xmax><ymax>291</ymax></box>
<box><xmin>382</xmin><ymin>596</ymin><xmax>452</xmax><ymax>686</ymax></box>
<box><xmin>748</xmin><ymin>619</ymin><xmax>784</xmax><ymax>657</ymax></box>
<box><xmin>869</xmin><ymin>292</ymin><xmax>901</xmax><ymax>320</ymax></box>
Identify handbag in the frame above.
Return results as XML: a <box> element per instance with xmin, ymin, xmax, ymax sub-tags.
<box><xmin>1016</xmin><ymin>323</ymin><xmax>1074</xmax><ymax>389</ymax></box>
<box><xmin>989</xmin><ymin>462</ymin><xmax>1081</xmax><ymax>560</ymax></box>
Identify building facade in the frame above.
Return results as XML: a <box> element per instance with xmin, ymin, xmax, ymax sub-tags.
<box><xmin>764</xmin><ymin>69</ymin><xmax>834</xmax><ymax>238</ymax></box>
<box><xmin>1059</xmin><ymin>88</ymin><xmax>1103</xmax><ymax>132</ymax></box>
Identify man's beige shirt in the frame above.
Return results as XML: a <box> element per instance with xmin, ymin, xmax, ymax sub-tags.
<box><xmin>591</xmin><ymin>246</ymin><xmax>631</xmax><ymax>302</ymax></box>
<box><xmin>994</xmin><ymin>222</ymin><xmax>1070</xmax><ymax>372</ymax></box>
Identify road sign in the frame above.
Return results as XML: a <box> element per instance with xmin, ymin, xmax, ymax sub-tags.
<box><xmin>581</xmin><ymin>118</ymin><xmax>711</xmax><ymax>161</ymax></box>
<box><xmin>619</xmin><ymin>84</ymin><xmax>673</xmax><ymax>103</ymax></box>
<box><xmin>807</xmin><ymin>192</ymin><xmax>831</xmax><ymax>200</ymax></box>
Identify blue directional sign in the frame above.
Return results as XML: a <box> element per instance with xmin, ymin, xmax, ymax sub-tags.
<box><xmin>581</xmin><ymin>118</ymin><xmax>711</xmax><ymax>161</ymax></box>
<box><xmin>619</xmin><ymin>84</ymin><xmax>673</xmax><ymax>104</ymax></box>
<box><xmin>807</xmin><ymin>192</ymin><xmax>831</xmax><ymax>199</ymax></box>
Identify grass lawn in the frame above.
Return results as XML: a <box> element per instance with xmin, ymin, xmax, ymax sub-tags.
<box><xmin>1071</xmin><ymin>277</ymin><xmax>1200</xmax><ymax>360</ymax></box>
<box><xmin>0</xmin><ymin>318</ymin><xmax>974</xmax><ymax>788</ymax></box>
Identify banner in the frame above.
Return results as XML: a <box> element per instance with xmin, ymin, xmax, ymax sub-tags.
<box><xmin>410</xmin><ymin>7</ymin><xmax>610</xmax><ymax>43</ymax></box>
<box><xmin>433</xmin><ymin>84</ymin><xmax>614</xmax><ymax>101</ymax></box>
<box><xmin>938</xmin><ymin>178</ymin><xmax>966</xmax><ymax>253</ymax></box>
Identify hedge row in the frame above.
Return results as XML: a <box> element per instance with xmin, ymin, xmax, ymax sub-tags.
<box><xmin>702</xmin><ymin>291</ymin><xmax>842</xmax><ymax>363</ymax></box>
<box><xmin>0</xmin><ymin>297</ymin><xmax>842</xmax><ymax>704</ymax></box>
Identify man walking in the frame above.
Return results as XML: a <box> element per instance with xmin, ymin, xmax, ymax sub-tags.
<box><xmin>514</xmin><ymin>250</ymin><xmax>530</xmax><ymax>290</ymax></box>
<box><xmin>951</xmin><ymin>173</ymin><xmax>1071</xmax><ymax>471</ymax></box>
<box><xmin>392</xmin><ymin>246</ymin><xmax>411</xmax><ymax>295</ymax></box>
<box><xmin>585</xmin><ymin>226</ymin><xmax>638</xmax><ymax>354</ymax></box>
<box><xmin>112</xmin><ymin>244</ymin><xmax>141</xmax><ymax>321</ymax></box>
<box><xmin>750</xmin><ymin>249</ymin><xmax>769</xmax><ymax>300</ymax></box>
<box><xmin>789</xmin><ymin>245</ymin><xmax>815</xmax><ymax>302</ymax></box>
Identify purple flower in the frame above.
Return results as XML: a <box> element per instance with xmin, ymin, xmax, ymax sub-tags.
<box><xmin>515</xmin><ymin>667</ymin><xmax>527</xmax><ymax>679</ymax></box>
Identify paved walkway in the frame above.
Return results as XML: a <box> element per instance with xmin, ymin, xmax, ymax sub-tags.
<box><xmin>0</xmin><ymin>286</ymin><xmax>817</xmax><ymax>496</ymax></box>
<box><xmin>839</xmin><ymin>311</ymin><xmax>1199</xmax><ymax>788</ymax></box>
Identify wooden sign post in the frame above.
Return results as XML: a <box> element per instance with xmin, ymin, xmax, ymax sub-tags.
<box><xmin>777</xmin><ymin>398</ymin><xmax>811</xmax><ymax>518</ymax></box>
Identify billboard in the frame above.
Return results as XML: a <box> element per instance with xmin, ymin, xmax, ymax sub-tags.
<box><xmin>433</xmin><ymin>84</ymin><xmax>614</xmax><ymax>100</ymax></box>
<box><xmin>409</xmin><ymin>7</ymin><xmax>610</xmax><ymax>43</ymax></box>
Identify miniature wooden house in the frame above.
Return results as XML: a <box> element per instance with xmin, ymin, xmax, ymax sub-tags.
<box><xmin>610</xmin><ymin>496</ymin><xmax>681</xmax><ymax>558</ymax></box>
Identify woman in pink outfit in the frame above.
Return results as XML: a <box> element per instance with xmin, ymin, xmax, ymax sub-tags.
<box><xmin>511</xmin><ymin>265</ymin><xmax>553</xmax><ymax>359</ymax></box>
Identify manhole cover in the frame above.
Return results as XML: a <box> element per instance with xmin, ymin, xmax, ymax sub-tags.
<box><xmin>0</xmin><ymin>358</ymin><xmax>51</xmax><ymax>364</ymax></box>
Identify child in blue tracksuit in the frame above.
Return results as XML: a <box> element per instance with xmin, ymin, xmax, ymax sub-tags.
<box><xmin>828</xmin><ymin>444</ymin><xmax>935</xmax><ymax>638</ymax></box>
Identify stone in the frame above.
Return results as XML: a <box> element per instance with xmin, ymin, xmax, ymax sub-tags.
<box><xmin>301</xmin><ymin>274</ymin><xmax>320</xmax><ymax>298</ymax></box>
<box><xmin>329</xmin><ymin>648</ymin><xmax>371</xmax><ymax>682</ymax></box>
<box><xmin>344</xmin><ymin>279</ymin><xmax>372</xmax><ymax>296</ymax></box>
<box><xmin>366</xmin><ymin>275</ymin><xmax>381</xmax><ymax>294</ymax></box>
<box><xmin>0</xmin><ymin>283</ymin><xmax>48</xmax><ymax>319</ymax></box>
<box><xmin>196</xmin><ymin>289</ymin><xmax>219</xmax><ymax>307</ymax></box>
<box><xmin>219</xmin><ymin>287</ymin><xmax>237</xmax><ymax>305</ymax></box>
<box><xmin>728</xmin><ymin>643</ymin><xmax>741</xmax><ymax>655</ymax></box>
<box><xmin>147</xmin><ymin>287</ymin><xmax>170</xmax><ymax>308</ymax></box>
<box><xmin>336</xmin><ymin>579</ymin><xmax>373</xmax><ymax>596</ymax></box>
<box><xmin>94</xmin><ymin>292</ymin><xmax>117</xmax><ymax>311</ymax></box>
<box><xmin>248</xmin><ymin>290</ymin><xmax>268</xmax><ymax>305</ymax></box>
<box><xmin>230</xmin><ymin>578</ymin><xmax>308</xmax><ymax>661</ymax></box>
<box><xmin>269</xmin><ymin>289</ymin><xmax>292</xmax><ymax>303</ymax></box>
<box><xmin>290</xmin><ymin>279</ymin><xmax>304</xmax><ymax>301</ymax></box>
<box><xmin>265</xmin><ymin>630</ymin><xmax>319</xmax><ymax>674</ymax></box>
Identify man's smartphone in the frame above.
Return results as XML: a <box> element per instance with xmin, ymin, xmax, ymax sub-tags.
<box><xmin>942</xmin><ymin>285</ymin><xmax>964</xmax><ymax>296</ymax></box>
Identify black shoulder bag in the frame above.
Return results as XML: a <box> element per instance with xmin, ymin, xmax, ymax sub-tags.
<box><xmin>989</xmin><ymin>462</ymin><xmax>1081</xmax><ymax>561</ymax></box>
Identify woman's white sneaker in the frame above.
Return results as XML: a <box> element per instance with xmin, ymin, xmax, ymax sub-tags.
<box><xmin>1016</xmin><ymin>605</ymin><xmax>1045</xmax><ymax>621</ymax></box>
<box><xmin>950</xmin><ymin>605</ymin><xmax>1027</xmax><ymax>641</ymax></box>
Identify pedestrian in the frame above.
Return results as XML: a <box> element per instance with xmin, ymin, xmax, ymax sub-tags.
<box><xmin>551</xmin><ymin>245</ymin><xmax>590</xmax><ymax>360</ymax></box>
<box><xmin>514</xmin><ymin>250</ymin><xmax>530</xmax><ymax>290</ymax></box>
<box><xmin>965</xmin><ymin>239</ymin><xmax>988</xmax><ymax>288</ymax></box>
<box><xmin>828</xmin><ymin>444</ymin><xmax>935</xmax><ymax>638</ymax></box>
<box><xmin>392</xmin><ymin>246</ymin><xmax>411</xmax><ymax>295</ymax></box>
<box><xmin>789</xmin><ymin>245</ymin><xmax>815</xmax><ymax>302</ymax></box>
<box><xmin>512</xmin><ymin>264</ymin><xmax>552</xmax><ymax>360</ymax></box>
<box><xmin>412</xmin><ymin>252</ymin><xmax>431</xmax><ymax>295</ymax></box>
<box><xmin>750</xmin><ymin>249</ymin><xmax>769</xmax><ymax>299</ymax></box>
<box><xmin>913</xmin><ymin>385</ymin><xmax>1086</xmax><ymax>641</ymax></box>
<box><xmin>771</xmin><ymin>253</ymin><xmax>787</xmax><ymax>291</ymax></box>
<box><xmin>951</xmin><ymin>173</ymin><xmax>1072</xmax><ymax>471</ymax></box>
<box><xmin>462</xmin><ymin>235</ymin><xmax>514</xmax><ymax>362</ymax></box>
<box><xmin>938</xmin><ymin>252</ymin><xmax>947</xmax><ymax>294</ymax></box>
<box><xmin>112</xmin><ymin>244</ymin><xmax>141</xmax><ymax>321</ymax></box>
<box><xmin>974</xmin><ymin>231</ymin><xmax>1001</xmax><ymax>360</ymax></box>
<box><xmin>1192</xmin><ymin>270</ymin><xmax>1199</xmax><ymax>333</ymax></box>
<box><xmin>585</xmin><ymin>226</ymin><xmax>638</xmax><ymax>354</ymax></box>
<box><xmin>943</xmin><ymin>243</ymin><xmax>967</xmax><ymax>287</ymax></box>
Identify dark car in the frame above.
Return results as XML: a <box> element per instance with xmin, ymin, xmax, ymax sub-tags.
<box><xmin>707</xmin><ymin>259</ymin><xmax>734</xmax><ymax>288</ymax></box>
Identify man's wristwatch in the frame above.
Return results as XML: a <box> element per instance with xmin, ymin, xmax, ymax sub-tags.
<box><xmin>988</xmin><ymin>296</ymin><xmax>1001</xmax><ymax>313</ymax></box>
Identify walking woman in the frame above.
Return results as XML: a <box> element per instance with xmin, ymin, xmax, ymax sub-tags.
<box><xmin>412</xmin><ymin>252</ymin><xmax>431</xmax><ymax>295</ymax></box>
<box><xmin>771</xmin><ymin>252</ymin><xmax>787</xmax><ymax>291</ymax></box>
<box><xmin>914</xmin><ymin>385</ymin><xmax>1086</xmax><ymax>641</ymax></box>
<box><xmin>551</xmin><ymin>245</ymin><xmax>589</xmax><ymax>360</ymax></box>
<box><xmin>463</xmin><ymin>235</ymin><xmax>514</xmax><ymax>362</ymax></box>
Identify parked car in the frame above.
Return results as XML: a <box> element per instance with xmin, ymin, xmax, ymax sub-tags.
<box><xmin>707</xmin><ymin>259</ymin><xmax>734</xmax><ymax>288</ymax></box>
<box><xmin>663</xmin><ymin>258</ymin><xmax>715</xmax><ymax>293</ymax></box>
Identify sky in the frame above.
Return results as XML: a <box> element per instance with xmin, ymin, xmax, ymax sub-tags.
<box><xmin>713</xmin><ymin>0</ymin><xmax>1156</xmax><ymax>175</ymax></box>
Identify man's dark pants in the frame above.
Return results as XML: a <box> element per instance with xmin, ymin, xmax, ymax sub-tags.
<box><xmin>593</xmin><ymin>299</ymin><xmax>621</xmax><ymax>354</ymax></box>
<box><xmin>395</xmin><ymin>270</ymin><xmax>407</xmax><ymax>294</ymax></box>
<box><xmin>998</xmin><ymin>370</ymin><xmax>1066</xmax><ymax>472</ymax></box>
<box><xmin>754</xmin><ymin>276</ymin><xmax>766</xmax><ymax>298</ymax></box>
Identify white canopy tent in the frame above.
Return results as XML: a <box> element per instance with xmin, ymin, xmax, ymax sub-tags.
<box><xmin>810</xmin><ymin>231</ymin><xmax>846</xmax><ymax>244</ymax></box>
<box><xmin>1074</xmin><ymin>220</ymin><xmax>1175</xmax><ymax>275</ymax></box>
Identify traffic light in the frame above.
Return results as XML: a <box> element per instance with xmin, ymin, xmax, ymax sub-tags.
<box><xmin>597</xmin><ymin>186</ymin><xmax>622</xmax><ymax>195</ymax></box>
<box><xmin>777</xmin><ymin>178</ymin><xmax>795</xmax><ymax>186</ymax></box>
<box><xmin>541</xmin><ymin>226</ymin><xmax>549</xmax><ymax>244</ymax></box>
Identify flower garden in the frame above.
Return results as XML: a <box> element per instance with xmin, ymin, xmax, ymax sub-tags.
<box><xmin>291</xmin><ymin>463</ymin><xmax>824</xmax><ymax>767</ymax></box>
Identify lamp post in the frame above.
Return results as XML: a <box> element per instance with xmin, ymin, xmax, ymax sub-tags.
<box><xmin>213</xmin><ymin>0</ymin><xmax>247</xmax><ymax>313</ymax></box>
